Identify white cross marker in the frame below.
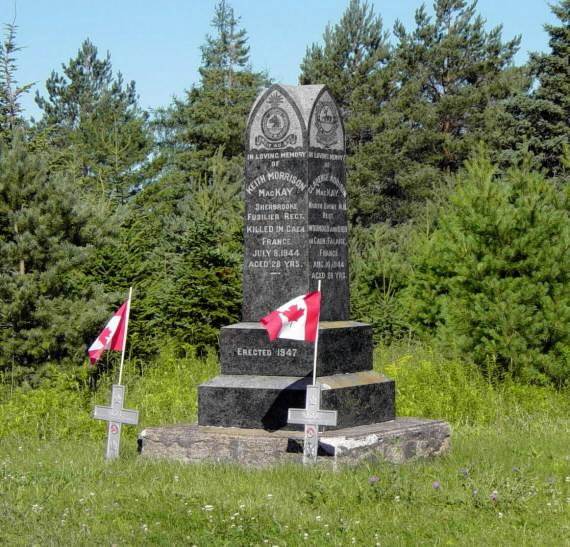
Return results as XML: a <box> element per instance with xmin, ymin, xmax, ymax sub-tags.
<box><xmin>93</xmin><ymin>384</ymin><xmax>139</xmax><ymax>460</ymax></box>
<box><xmin>288</xmin><ymin>383</ymin><xmax>337</xmax><ymax>464</ymax></box>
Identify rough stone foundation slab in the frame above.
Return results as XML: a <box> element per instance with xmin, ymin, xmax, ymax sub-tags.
<box><xmin>138</xmin><ymin>417</ymin><xmax>450</xmax><ymax>467</ymax></box>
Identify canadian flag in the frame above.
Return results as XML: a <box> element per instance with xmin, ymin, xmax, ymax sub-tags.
<box><xmin>88</xmin><ymin>301</ymin><xmax>129</xmax><ymax>365</ymax></box>
<box><xmin>260</xmin><ymin>291</ymin><xmax>321</xmax><ymax>342</ymax></box>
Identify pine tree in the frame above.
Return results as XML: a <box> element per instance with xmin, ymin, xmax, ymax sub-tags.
<box><xmin>299</xmin><ymin>0</ymin><xmax>390</xmax><ymax>115</ymax></box>
<box><xmin>0</xmin><ymin>134</ymin><xmax>115</xmax><ymax>382</ymax></box>
<box><xmin>156</xmin><ymin>0</ymin><xmax>268</xmax><ymax>180</ymax></box>
<box><xmin>403</xmin><ymin>149</ymin><xmax>570</xmax><ymax>386</ymax></box>
<box><xmin>35</xmin><ymin>39</ymin><xmax>151</xmax><ymax>202</ymax></box>
<box><xmin>349</xmin><ymin>0</ymin><xmax>522</xmax><ymax>225</ymax></box>
<box><xmin>0</xmin><ymin>23</ymin><xmax>33</xmax><ymax>142</ymax></box>
<box><xmin>506</xmin><ymin>1</ymin><xmax>570</xmax><ymax>178</ymax></box>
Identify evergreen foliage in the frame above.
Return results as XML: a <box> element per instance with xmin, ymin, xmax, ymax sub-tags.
<box><xmin>505</xmin><ymin>0</ymin><xmax>570</xmax><ymax>178</ymax></box>
<box><xmin>299</xmin><ymin>0</ymin><xmax>392</xmax><ymax>222</ymax></box>
<box><xmin>403</xmin><ymin>150</ymin><xmax>570</xmax><ymax>386</ymax></box>
<box><xmin>0</xmin><ymin>23</ymin><xmax>33</xmax><ymax>142</ymax></box>
<box><xmin>0</xmin><ymin>134</ymin><xmax>115</xmax><ymax>382</ymax></box>
<box><xmin>349</xmin><ymin>0</ymin><xmax>522</xmax><ymax>224</ymax></box>
<box><xmin>350</xmin><ymin>223</ymin><xmax>412</xmax><ymax>343</ymax></box>
<box><xmin>35</xmin><ymin>39</ymin><xmax>151</xmax><ymax>202</ymax></box>
<box><xmin>299</xmin><ymin>0</ymin><xmax>390</xmax><ymax>116</ymax></box>
<box><xmin>155</xmin><ymin>0</ymin><xmax>268</xmax><ymax>180</ymax></box>
<box><xmin>93</xmin><ymin>150</ymin><xmax>244</xmax><ymax>356</ymax></box>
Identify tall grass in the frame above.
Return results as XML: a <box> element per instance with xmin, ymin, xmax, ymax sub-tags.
<box><xmin>0</xmin><ymin>344</ymin><xmax>218</xmax><ymax>441</ymax></box>
<box><xmin>1</xmin><ymin>341</ymin><xmax>568</xmax><ymax>441</ymax></box>
<box><xmin>375</xmin><ymin>343</ymin><xmax>570</xmax><ymax>426</ymax></box>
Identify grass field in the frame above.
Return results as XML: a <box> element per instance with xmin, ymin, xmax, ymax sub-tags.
<box><xmin>1</xmin><ymin>346</ymin><xmax>569</xmax><ymax>545</ymax></box>
<box><xmin>1</xmin><ymin>418</ymin><xmax>569</xmax><ymax>544</ymax></box>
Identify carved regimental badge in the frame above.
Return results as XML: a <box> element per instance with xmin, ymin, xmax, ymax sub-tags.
<box><xmin>315</xmin><ymin>101</ymin><xmax>339</xmax><ymax>147</ymax></box>
<box><xmin>255</xmin><ymin>92</ymin><xmax>298</xmax><ymax>149</ymax></box>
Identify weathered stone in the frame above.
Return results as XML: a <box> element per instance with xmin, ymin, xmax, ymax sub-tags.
<box><xmin>220</xmin><ymin>321</ymin><xmax>372</xmax><ymax>376</ymax></box>
<box><xmin>138</xmin><ymin>418</ymin><xmax>451</xmax><ymax>467</ymax></box>
<box><xmin>198</xmin><ymin>371</ymin><xmax>395</xmax><ymax>430</ymax></box>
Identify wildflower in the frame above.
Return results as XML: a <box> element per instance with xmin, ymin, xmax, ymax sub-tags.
<box><xmin>472</xmin><ymin>488</ymin><xmax>479</xmax><ymax>496</ymax></box>
<box><xmin>203</xmin><ymin>505</ymin><xmax>214</xmax><ymax>512</ymax></box>
<box><xmin>267</xmin><ymin>493</ymin><xmax>273</xmax><ymax>499</ymax></box>
<box><xmin>174</xmin><ymin>475</ymin><xmax>179</xmax><ymax>482</ymax></box>
<box><xmin>315</xmin><ymin>515</ymin><xmax>322</xmax><ymax>521</ymax></box>
<box><xmin>394</xmin><ymin>495</ymin><xmax>400</xmax><ymax>502</ymax></box>
<box><xmin>239</xmin><ymin>503</ymin><xmax>246</xmax><ymax>509</ymax></box>
<box><xmin>565</xmin><ymin>476</ymin><xmax>570</xmax><ymax>483</ymax></box>
<box><xmin>432</xmin><ymin>481</ymin><xmax>441</xmax><ymax>490</ymax></box>
<box><xmin>368</xmin><ymin>475</ymin><xmax>380</xmax><ymax>484</ymax></box>
<box><xmin>498</xmin><ymin>512</ymin><xmax>503</xmax><ymax>518</ymax></box>
<box><xmin>490</xmin><ymin>490</ymin><xmax>498</xmax><ymax>502</ymax></box>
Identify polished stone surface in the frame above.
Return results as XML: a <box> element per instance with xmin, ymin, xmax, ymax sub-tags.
<box><xmin>198</xmin><ymin>371</ymin><xmax>395</xmax><ymax>430</ymax></box>
<box><xmin>139</xmin><ymin>417</ymin><xmax>451</xmax><ymax>467</ymax></box>
<box><xmin>219</xmin><ymin>321</ymin><xmax>372</xmax><ymax>376</ymax></box>
<box><xmin>243</xmin><ymin>83</ymin><xmax>348</xmax><ymax>321</ymax></box>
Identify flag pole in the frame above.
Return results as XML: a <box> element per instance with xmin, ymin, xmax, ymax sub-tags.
<box><xmin>312</xmin><ymin>280</ymin><xmax>322</xmax><ymax>386</ymax></box>
<box><xmin>117</xmin><ymin>286</ymin><xmax>133</xmax><ymax>386</ymax></box>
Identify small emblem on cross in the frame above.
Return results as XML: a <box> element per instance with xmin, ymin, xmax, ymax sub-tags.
<box><xmin>93</xmin><ymin>384</ymin><xmax>139</xmax><ymax>460</ymax></box>
<box><xmin>287</xmin><ymin>384</ymin><xmax>337</xmax><ymax>464</ymax></box>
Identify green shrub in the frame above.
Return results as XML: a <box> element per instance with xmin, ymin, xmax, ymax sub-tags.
<box><xmin>402</xmin><ymin>151</ymin><xmax>570</xmax><ymax>386</ymax></box>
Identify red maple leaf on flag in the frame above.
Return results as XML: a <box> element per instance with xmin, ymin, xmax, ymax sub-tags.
<box><xmin>100</xmin><ymin>327</ymin><xmax>113</xmax><ymax>346</ymax></box>
<box><xmin>282</xmin><ymin>304</ymin><xmax>304</xmax><ymax>322</ymax></box>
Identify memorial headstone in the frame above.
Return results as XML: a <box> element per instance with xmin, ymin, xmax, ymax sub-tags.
<box><xmin>198</xmin><ymin>84</ymin><xmax>395</xmax><ymax>432</ymax></box>
<box><xmin>139</xmin><ymin>84</ymin><xmax>451</xmax><ymax>466</ymax></box>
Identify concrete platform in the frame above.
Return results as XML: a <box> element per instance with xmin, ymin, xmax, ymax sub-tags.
<box><xmin>138</xmin><ymin>417</ymin><xmax>451</xmax><ymax>467</ymax></box>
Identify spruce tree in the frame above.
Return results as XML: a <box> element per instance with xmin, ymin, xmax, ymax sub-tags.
<box><xmin>0</xmin><ymin>23</ymin><xmax>33</xmax><ymax>142</ymax></box>
<box><xmin>156</xmin><ymin>0</ymin><xmax>268</xmax><ymax>180</ymax></box>
<box><xmin>0</xmin><ymin>134</ymin><xmax>114</xmax><ymax>382</ymax></box>
<box><xmin>403</xmin><ymin>150</ymin><xmax>570</xmax><ymax>386</ymax></box>
<box><xmin>35</xmin><ymin>39</ymin><xmax>151</xmax><ymax>202</ymax></box>
<box><xmin>101</xmin><ymin>150</ymin><xmax>243</xmax><ymax>355</ymax></box>
<box><xmin>506</xmin><ymin>1</ymin><xmax>570</xmax><ymax>178</ymax></box>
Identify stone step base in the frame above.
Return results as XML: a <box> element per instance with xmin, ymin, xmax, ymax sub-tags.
<box><xmin>220</xmin><ymin>321</ymin><xmax>372</xmax><ymax>377</ymax></box>
<box><xmin>139</xmin><ymin>418</ymin><xmax>451</xmax><ymax>467</ymax></box>
<box><xmin>198</xmin><ymin>371</ymin><xmax>395</xmax><ymax>430</ymax></box>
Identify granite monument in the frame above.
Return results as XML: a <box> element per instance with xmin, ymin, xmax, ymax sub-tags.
<box><xmin>139</xmin><ymin>84</ymin><xmax>451</xmax><ymax>465</ymax></box>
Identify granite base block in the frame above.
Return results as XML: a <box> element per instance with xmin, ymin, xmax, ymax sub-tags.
<box><xmin>139</xmin><ymin>418</ymin><xmax>451</xmax><ymax>466</ymax></box>
<box><xmin>220</xmin><ymin>321</ymin><xmax>373</xmax><ymax>377</ymax></box>
<box><xmin>198</xmin><ymin>371</ymin><xmax>395</xmax><ymax>430</ymax></box>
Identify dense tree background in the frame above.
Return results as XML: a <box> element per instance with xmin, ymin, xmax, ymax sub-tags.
<box><xmin>1</xmin><ymin>0</ymin><xmax>568</xmax><ymax>386</ymax></box>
